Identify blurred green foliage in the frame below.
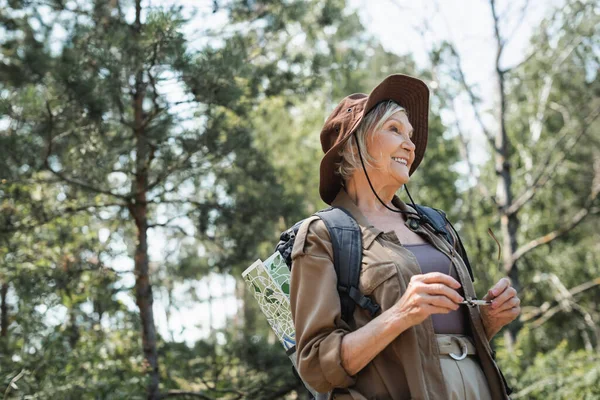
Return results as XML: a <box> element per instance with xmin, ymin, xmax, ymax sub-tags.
<box><xmin>0</xmin><ymin>0</ymin><xmax>598</xmax><ymax>399</ymax></box>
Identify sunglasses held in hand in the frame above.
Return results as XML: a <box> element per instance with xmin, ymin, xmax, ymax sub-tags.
<box><xmin>460</xmin><ymin>299</ymin><xmax>492</xmax><ymax>307</ymax></box>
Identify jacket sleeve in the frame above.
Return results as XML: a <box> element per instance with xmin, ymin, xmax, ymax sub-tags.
<box><xmin>289</xmin><ymin>216</ymin><xmax>356</xmax><ymax>393</ymax></box>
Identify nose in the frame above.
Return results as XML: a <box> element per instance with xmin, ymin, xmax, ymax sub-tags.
<box><xmin>402</xmin><ymin>137</ymin><xmax>416</xmax><ymax>153</ymax></box>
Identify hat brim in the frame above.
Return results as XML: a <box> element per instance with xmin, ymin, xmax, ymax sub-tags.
<box><xmin>319</xmin><ymin>74</ymin><xmax>429</xmax><ymax>204</ymax></box>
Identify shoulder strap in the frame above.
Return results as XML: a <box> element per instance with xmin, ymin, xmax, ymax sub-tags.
<box><xmin>316</xmin><ymin>207</ymin><xmax>380</xmax><ymax>322</ymax></box>
<box><xmin>414</xmin><ymin>205</ymin><xmax>453</xmax><ymax>244</ymax></box>
<box><xmin>414</xmin><ymin>205</ymin><xmax>474</xmax><ymax>282</ymax></box>
<box><xmin>276</xmin><ymin>219</ymin><xmax>307</xmax><ymax>268</ymax></box>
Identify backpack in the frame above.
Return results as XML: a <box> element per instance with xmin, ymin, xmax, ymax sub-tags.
<box><xmin>275</xmin><ymin>205</ymin><xmax>475</xmax><ymax>399</ymax></box>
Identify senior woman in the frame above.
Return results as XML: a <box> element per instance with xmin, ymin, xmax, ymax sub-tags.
<box><xmin>289</xmin><ymin>74</ymin><xmax>520</xmax><ymax>400</ymax></box>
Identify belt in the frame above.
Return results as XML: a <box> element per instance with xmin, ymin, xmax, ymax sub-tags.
<box><xmin>436</xmin><ymin>334</ymin><xmax>477</xmax><ymax>361</ymax></box>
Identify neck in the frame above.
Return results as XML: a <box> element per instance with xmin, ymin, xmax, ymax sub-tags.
<box><xmin>345</xmin><ymin>172</ymin><xmax>402</xmax><ymax>216</ymax></box>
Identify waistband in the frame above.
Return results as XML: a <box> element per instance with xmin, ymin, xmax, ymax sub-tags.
<box><xmin>436</xmin><ymin>334</ymin><xmax>477</xmax><ymax>360</ymax></box>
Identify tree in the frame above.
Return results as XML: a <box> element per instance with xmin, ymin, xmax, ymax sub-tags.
<box><xmin>409</xmin><ymin>0</ymin><xmax>600</xmax><ymax>395</ymax></box>
<box><xmin>0</xmin><ymin>0</ymin><xmax>369</xmax><ymax>398</ymax></box>
<box><xmin>420</xmin><ymin>0</ymin><xmax>599</xmax><ymax>345</ymax></box>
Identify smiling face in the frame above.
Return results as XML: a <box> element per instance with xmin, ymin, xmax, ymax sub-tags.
<box><xmin>366</xmin><ymin>111</ymin><xmax>416</xmax><ymax>188</ymax></box>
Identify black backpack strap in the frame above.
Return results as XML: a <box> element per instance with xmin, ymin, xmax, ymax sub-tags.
<box><xmin>414</xmin><ymin>205</ymin><xmax>452</xmax><ymax>244</ymax></box>
<box><xmin>276</xmin><ymin>219</ymin><xmax>306</xmax><ymax>268</ymax></box>
<box><xmin>414</xmin><ymin>205</ymin><xmax>474</xmax><ymax>282</ymax></box>
<box><xmin>316</xmin><ymin>207</ymin><xmax>380</xmax><ymax>322</ymax></box>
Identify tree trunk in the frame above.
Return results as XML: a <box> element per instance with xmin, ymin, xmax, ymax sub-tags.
<box><xmin>490</xmin><ymin>0</ymin><xmax>522</xmax><ymax>349</ymax></box>
<box><xmin>1</xmin><ymin>282</ymin><xmax>8</xmax><ymax>337</ymax></box>
<box><xmin>131</xmin><ymin>1</ymin><xmax>159</xmax><ymax>396</ymax></box>
<box><xmin>495</xmin><ymin>63</ymin><xmax>521</xmax><ymax>298</ymax></box>
<box><xmin>132</xmin><ymin>201</ymin><xmax>159</xmax><ymax>400</ymax></box>
<box><xmin>243</xmin><ymin>277</ymin><xmax>257</xmax><ymax>337</ymax></box>
<box><xmin>68</xmin><ymin>305</ymin><xmax>80</xmax><ymax>348</ymax></box>
<box><xmin>207</xmin><ymin>275</ymin><xmax>214</xmax><ymax>336</ymax></box>
<box><xmin>233</xmin><ymin>277</ymin><xmax>245</xmax><ymax>339</ymax></box>
<box><xmin>165</xmin><ymin>287</ymin><xmax>175</xmax><ymax>342</ymax></box>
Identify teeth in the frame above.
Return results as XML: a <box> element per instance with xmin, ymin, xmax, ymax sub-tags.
<box><xmin>392</xmin><ymin>157</ymin><xmax>408</xmax><ymax>165</ymax></box>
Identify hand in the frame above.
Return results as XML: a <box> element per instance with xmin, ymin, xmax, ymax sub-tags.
<box><xmin>394</xmin><ymin>272</ymin><xmax>464</xmax><ymax>328</ymax></box>
<box><xmin>480</xmin><ymin>277</ymin><xmax>521</xmax><ymax>340</ymax></box>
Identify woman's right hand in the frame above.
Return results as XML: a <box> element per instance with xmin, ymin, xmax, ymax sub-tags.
<box><xmin>393</xmin><ymin>272</ymin><xmax>464</xmax><ymax>328</ymax></box>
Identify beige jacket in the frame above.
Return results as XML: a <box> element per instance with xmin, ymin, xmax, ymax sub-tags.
<box><xmin>289</xmin><ymin>190</ymin><xmax>510</xmax><ymax>400</ymax></box>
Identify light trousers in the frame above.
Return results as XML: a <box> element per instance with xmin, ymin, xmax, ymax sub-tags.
<box><xmin>436</xmin><ymin>334</ymin><xmax>493</xmax><ymax>400</ymax></box>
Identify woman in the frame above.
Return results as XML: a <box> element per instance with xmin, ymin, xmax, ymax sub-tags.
<box><xmin>289</xmin><ymin>74</ymin><xmax>520</xmax><ymax>400</ymax></box>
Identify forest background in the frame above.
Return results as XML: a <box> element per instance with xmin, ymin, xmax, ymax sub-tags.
<box><xmin>1</xmin><ymin>0</ymin><xmax>599</xmax><ymax>399</ymax></box>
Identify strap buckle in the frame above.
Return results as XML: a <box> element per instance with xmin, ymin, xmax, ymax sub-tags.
<box><xmin>346</xmin><ymin>286</ymin><xmax>381</xmax><ymax>317</ymax></box>
<box><xmin>448</xmin><ymin>336</ymin><xmax>468</xmax><ymax>361</ymax></box>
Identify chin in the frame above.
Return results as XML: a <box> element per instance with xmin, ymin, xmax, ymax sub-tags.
<box><xmin>391</xmin><ymin>175</ymin><xmax>410</xmax><ymax>187</ymax></box>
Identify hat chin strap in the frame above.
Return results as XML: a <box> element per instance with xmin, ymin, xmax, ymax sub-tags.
<box><xmin>353</xmin><ymin>134</ymin><xmax>422</xmax><ymax>220</ymax></box>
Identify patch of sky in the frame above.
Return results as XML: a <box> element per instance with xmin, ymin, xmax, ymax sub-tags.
<box><xmin>153</xmin><ymin>272</ymin><xmax>238</xmax><ymax>345</ymax></box>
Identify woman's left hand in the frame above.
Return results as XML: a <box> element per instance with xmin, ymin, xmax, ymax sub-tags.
<box><xmin>480</xmin><ymin>277</ymin><xmax>521</xmax><ymax>340</ymax></box>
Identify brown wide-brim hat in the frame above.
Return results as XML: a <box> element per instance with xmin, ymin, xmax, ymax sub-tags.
<box><xmin>319</xmin><ymin>74</ymin><xmax>430</xmax><ymax>204</ymax></box>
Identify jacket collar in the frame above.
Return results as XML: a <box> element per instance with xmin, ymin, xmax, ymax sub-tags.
<box><xmin>330</xmin><ymin>189</ymin><xmax>421</xmax><ymax>248</ymax></box>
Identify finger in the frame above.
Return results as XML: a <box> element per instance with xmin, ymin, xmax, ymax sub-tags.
<box><xmin>485</xmin><ymin>277</ymin><xmax>511</xmax><ymax>299</ymax></box>
<box><xmin>493</xmin><ymin>306</ymin><xmax>521</xmax><ymax>320</ymax></box>
<box><xmin>421</xmin><ymin>293</ymin><xmax>460</xmax><ymax>311</ymax></box>
<box><xmin>421</xmin><ymin>283</ymin><xmax>464</xmax><ymax>304</ymax></box>
<box><xmin>421</xmin><ymin>303</ymin><xmax>455</xmax><ymax>316</ymax></box>
<box><xmin>490</xmin><ymin>287</ymin><xmax>517</xmax><ymax>310</ymax></box>
<box><xmin>490</xmin><ymin>297</ymin><xmax>520</xmax><ymax>315</ymax></box>
<box><xmin>413</xmin><ymin>272</ymin><xmax>461</xmax><ymax>289</ymax></box>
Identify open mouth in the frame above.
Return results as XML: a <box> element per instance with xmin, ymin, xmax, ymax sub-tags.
<box><xmin>392</xmin><ymin>157</ymin><xmax>408</xmax><ymax>166</ymax></box>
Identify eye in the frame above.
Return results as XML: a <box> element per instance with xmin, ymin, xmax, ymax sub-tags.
<box><xmin>389</xmin><ymin>126</ymin><xmax>399</xmax><ymax>133</ymax></box>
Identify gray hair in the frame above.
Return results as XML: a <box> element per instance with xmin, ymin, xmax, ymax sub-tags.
<box><xmin>336</xmin><ymin>101</ymin><xmax>407</xmax><ymax>183</ymax></box>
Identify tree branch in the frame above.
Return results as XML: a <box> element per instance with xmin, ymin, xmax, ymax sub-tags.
<box><xmin>501</xmin><ymin>0</ymin><xmax>530</xmax><ymax>59</ymax></box>
<box><xmin>520</xmin><ymin>274</ymin><xmax>600</xmax><ymax>347</ymax></box>
<box><xmin>452</xmin><ymin>101</ymin><xmax>498</xmax><ymax>206</ymax></box>
<box><xmin>512</xmin><ymin>176</ymin><xmax>600</xmax><ymax>265</ymax></box>
<box><xmin>146</xmin><ymin>151</ymin><xmax>201</xmax><ymax>191</ymax></box>
<box><xmin>507</xmin><ymin>106</ymin><xmax>600</xmax><ymax>215</ymax></box>
<box><xmin>489</xmin><ymin>0</ymin><xmax>505</xmax><ymax>59</ymax></box>
<box><xmin>446</xmin><ymin>44</ymin><xmax>498</xmax><ymax>150</ymax></box>
<box><xmin>153</xmin><ymin>199</ymin><xmax>226</xmax><ymax>211</ymax></box>
<box><xmin>32</xmin><ymin>0</ymin><xmax>94</xmax><ymax>17</ymax></box>
<box><xmin>528</xmin><ymin>75</ymin><xmax>555</xmax><ymax>144</ymax></box>
<box><xmin>45</xmin><ymin>160</ymin><xmax>130</xmax><ymax>199</ymax></box>
<box><xmin>43</xmin><ymin>102</ymin><xmax>131</xmax><ymax>201</ymax></box>
<box><xmin>511</xmin><ymin>377</ymin><xmax>556</xmax><ymax>399</ymax></box>
<box><xmin>146</xmin><ymin>139</ymin><xmax>221</xmax><ymax>192</ymax></box>
<box><xmin>511</xmin><ymin>208</ymin><xmax>594</xmax><ymax>264</ymax></box>
<box><xmin>502</xmin><ymin>48</ymin><xmax>536</xmax><ymax>72</ymax></box>
<box><xmin>0</xmin><ymin>203</ymin><xmax>125</xmax><ymax>233</ymax></box>
<box><xmin>521</xmin><ymin>276</ymin><xmax>600</xmax><ymax>323</ymax></box>
<box><xmin>3</xmin><ymin>369</ymin><xmax>27</xmax><ymax>399</ymax></box>
<box><xmin>148</xmin><ymin>212</ymin><xmax>197</xmax><ymax>236</ymax></box>
<box><xmin>144</xmin><ymin>39</ymin><xmax>166</xmax><ymax>127</ymax></box>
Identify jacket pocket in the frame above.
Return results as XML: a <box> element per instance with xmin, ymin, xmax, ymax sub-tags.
<box><xmin>359</xmin><ymin>262</ymin><xmax>398</xmax><ymax>295</ymax></box>
<box><xmin>359</xmin><ymin>262</ymin><xmax>402</xmax><ymax>312</ymax></box>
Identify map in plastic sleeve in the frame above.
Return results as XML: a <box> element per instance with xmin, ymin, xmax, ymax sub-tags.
<box><xmin>242</xmin><ymin>252</ymin><xmax>295</xmax><ymax>350</ymax></box>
